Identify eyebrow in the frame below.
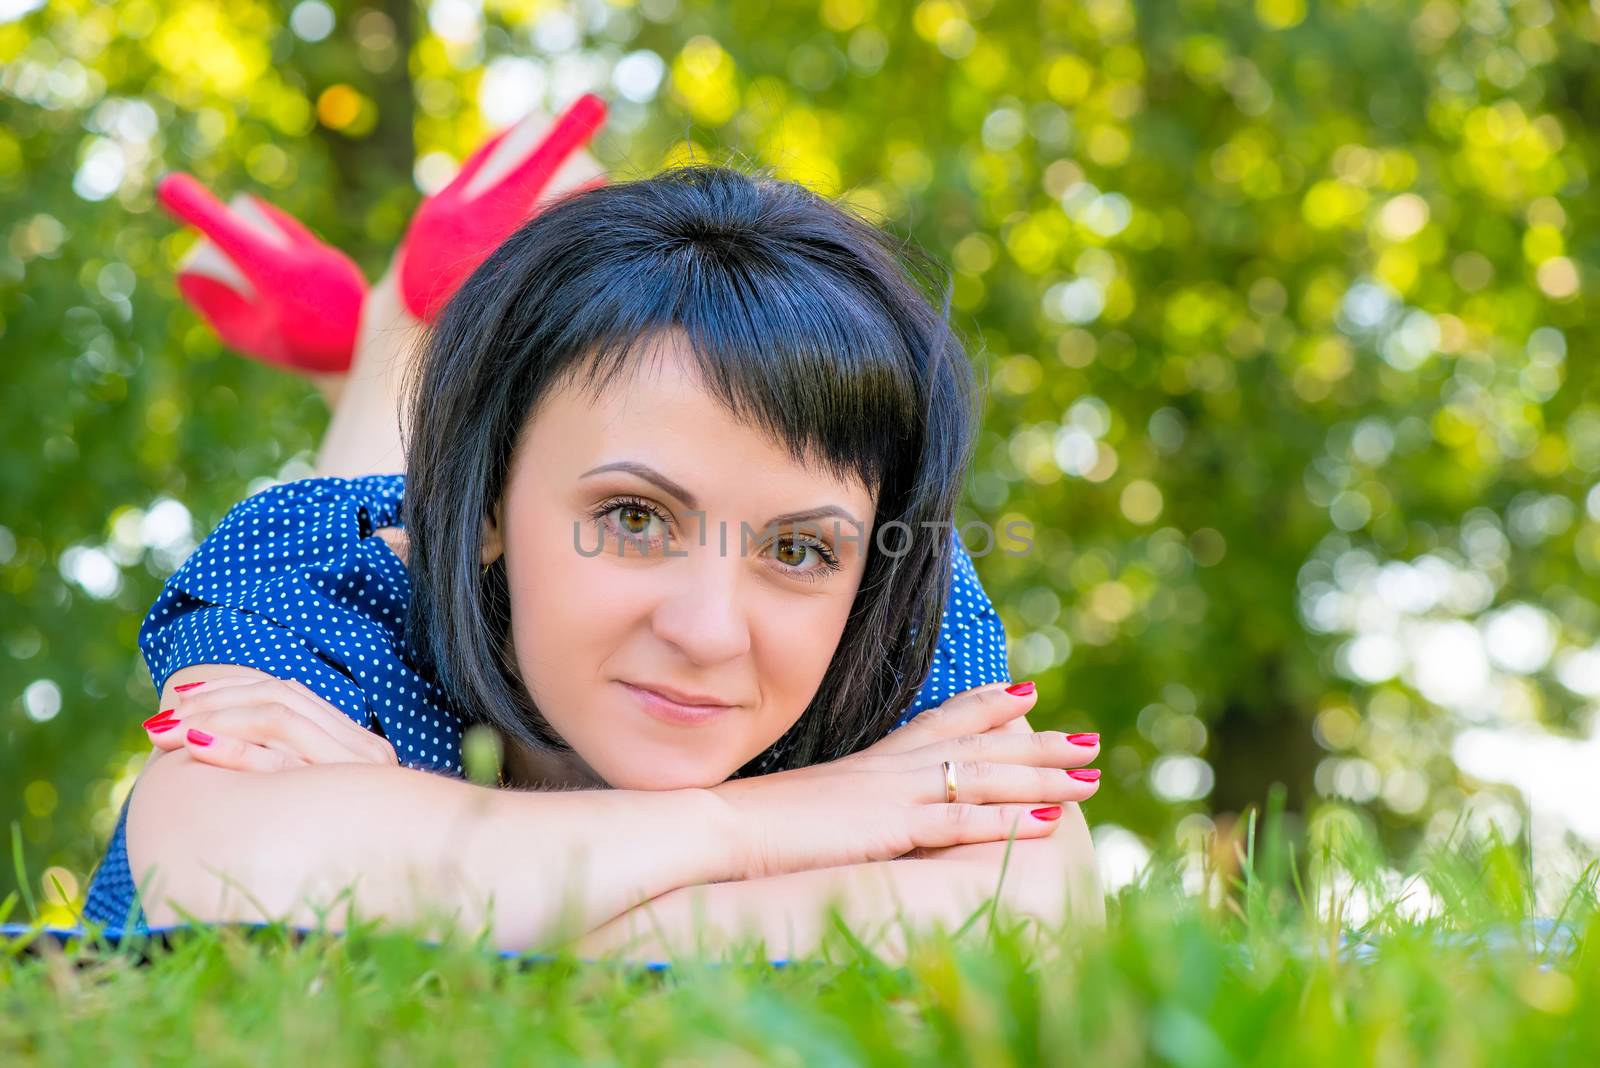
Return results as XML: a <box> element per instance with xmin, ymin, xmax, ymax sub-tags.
<box><xmin>580</xmin><ymin>460</ymin><xmax>864</xmax><ymax>531</ymax></box>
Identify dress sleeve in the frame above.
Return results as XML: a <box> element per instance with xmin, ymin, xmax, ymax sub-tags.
<box><xmin>85</xmin><ymin>475</ymin><xmax>453</xmax><ymax>931</ymax></box>
<box><xmin>137</xmin><ymin>475</ymin><xmax>409</xmax><ymax>734</ymax></box>
<box><xmin>893</xmin><ymin>536</ymin><xmax>1011</xmax><ymax>729</ymax></box>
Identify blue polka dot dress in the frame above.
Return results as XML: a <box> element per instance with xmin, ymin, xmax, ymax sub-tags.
<box><xmin>81</xmin><ymin>474</ymin><xmax>1011</xmax><ymax>929</ymax></box>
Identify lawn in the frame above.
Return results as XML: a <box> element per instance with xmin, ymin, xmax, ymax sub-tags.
<box><xmin>4</xmin><ymin>801</ymin><xmax>1596</xmax><ymax>1066</ymax></box>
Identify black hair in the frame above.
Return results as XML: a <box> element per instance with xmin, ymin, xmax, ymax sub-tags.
<box><xmin>402</xmin><ymin>162</ymin><xmax>979</xmax><ymax>777</ymax></box>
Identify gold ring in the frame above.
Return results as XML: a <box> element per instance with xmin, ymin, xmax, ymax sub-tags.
<box><xmin>942</xmin><ymin>759</ymin><xmax>958</xmax><ymax>804</ymax></box>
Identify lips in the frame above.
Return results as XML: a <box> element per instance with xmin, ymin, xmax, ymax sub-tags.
<box><xmin>619</xmin><ymin>681</ymin><xmax>737</xmax><ymax>727</ymax></box>
<box><xmin>624</xmin><ymin>680</ymin><xmax>734</xmax><ymax>708</ymax></box>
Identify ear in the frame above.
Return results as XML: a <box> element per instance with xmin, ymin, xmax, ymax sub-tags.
<box><xmin>481</xmin><ymin>500</ymin><xmax>504</xmax><ymax>566</ymax></box>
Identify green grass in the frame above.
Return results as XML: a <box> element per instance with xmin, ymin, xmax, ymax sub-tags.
<box><xmin>3</xmin><ymin>798</ymin><xmax>1597</xmax><ymax>1066</ymax></box>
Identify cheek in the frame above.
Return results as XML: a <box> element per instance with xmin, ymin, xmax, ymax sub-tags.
<box><xmin>502</xmin><ymin>519</ymin><xmax>634</xmax><ymax>709</ymax></box>
<box><xmin>749</xmin><ymin>590</ymin><xmax>857</xmax><ymax>728</ymax></box>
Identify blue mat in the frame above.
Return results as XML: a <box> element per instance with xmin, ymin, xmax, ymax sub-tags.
<box><xmin>4</xmin><ymin>918</ymin><xmax>1578</xmax><ymax>970</ymax></box>
<box><xmin>0</xmin><ymin>920</ymin><xmax>723</xmax><ymax>970</ymax></box>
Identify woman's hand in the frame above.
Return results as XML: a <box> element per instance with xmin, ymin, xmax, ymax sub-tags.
<box><xmin>710</xmin><ymin>682</ymin><xmax>1100</xmax><ymax>881</ymax></box>
<box><xmin>863</xmin><ymin>680</ymin><xmax>1050</xmax><ymax>753</ymax></box>
<box><xmin>141</xmin><ymin>675</ymin><xmax>397</xmax><ymax>772</ymax></box>
<box><xmin>864</xmin><ymin>680</ymin><xmax>1101</xmax><ymax>863</ymax></box>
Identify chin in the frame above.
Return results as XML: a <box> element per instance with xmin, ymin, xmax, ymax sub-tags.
<box><xmin>597</xmin><ymin>751</ymin><xmax>740</xmax><ymax>792</ymax></box>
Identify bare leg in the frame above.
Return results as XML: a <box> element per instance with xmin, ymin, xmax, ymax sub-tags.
<box><xmin>309</xmin><ymin>105</ymin><xmax>606</xmax><ymax>479</ymax></box>
<box><xmin>307</xmin><ymin>370</ymin><xmax>346</xmax><ymax>410</ymax></box>
<box><xmin>314</xmin><ymin>259</ymin><xmax>425</xmax><ymax>479</ymax></box>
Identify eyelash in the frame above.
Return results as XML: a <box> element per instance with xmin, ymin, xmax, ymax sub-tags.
<box><xmin>587</xmin><ymin>495</ymin><xmax>844</xmax><ymax>582</ymax></box>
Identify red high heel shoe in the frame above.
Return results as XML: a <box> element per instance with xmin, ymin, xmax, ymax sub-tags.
<box><xmin>157</xmin><ymin>173</ymin><xmax>368</xmax><ymax>375</ymax></box>
<box><xmin>396</xmin><ymin>93</ymin><xmax>610</xmax><ymax>323</ymax></box>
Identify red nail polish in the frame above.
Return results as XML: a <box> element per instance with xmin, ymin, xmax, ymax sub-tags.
<box><xmin>1068</xmin><ymin>733</ymin><xmax>1099</xmax><ymax>747</ymax></box>
<box><xmin>1031</xmin><ymin>805</ymin><xmax>1062</xmax><ymax>820</ymax></box>
<box><xmin>142</xmin><ymin>710</ymin><xmax>177</xmax><ymax>730</ymax></box>
<box><xmin>173</xmin><ymin>681</ymin><xmax>206</xmax><ymax>692</ymax></box>
<box><xmin>1068</xmin><ymin>769</ymin><xmax>1101</xmax><ymax>782</ymax></box>
<box><xmin>186</xmin><ymin>729</ymin><xmax>214</xmax><ymax>747</ymax></box>
<box><xmin>149</xmin><ymin>721</ymin><xmax>179</xmax><ymax>734</ymax></box>
<box><xmin>1004</xmin><ymin>681</ymin><xmax>1035</xmax><ymax>696</ymax></box>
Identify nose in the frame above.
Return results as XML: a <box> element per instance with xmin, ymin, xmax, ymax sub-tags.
<box><xmin>649</xmin><ymin>545</ymin><xmax>752</xmax><ymax>666</ymax></box>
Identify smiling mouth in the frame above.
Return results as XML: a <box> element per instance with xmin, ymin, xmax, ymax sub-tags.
<box><xmin>619</xmin><ymin>681</ymin><xmax>735</xmax><ymax>726</ymax></box>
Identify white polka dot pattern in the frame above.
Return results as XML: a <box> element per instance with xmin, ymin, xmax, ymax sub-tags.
<box><xmin>895</xmin><ymin>536</ymin><xmax>1012</xmax><ymax>729</ymax></box>
<box><xmin>84</xmin><ymin>474</ymin><xmax>1011</xmax><ymax>929</ymax></box>
<box><xmin>141</xmin><ymin>474</ymin><xmax>465</xmax><ymax>775</ymax></box>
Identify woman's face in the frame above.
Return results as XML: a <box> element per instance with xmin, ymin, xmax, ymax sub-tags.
<box><xmin>484</xmin><ymin>332</ymin><xmax>877</xmax><ymax>790</ymax></box>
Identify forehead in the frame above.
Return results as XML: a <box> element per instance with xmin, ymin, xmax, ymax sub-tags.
<box><xmin>587</xmin><ymin>330</ymin><xmax>731</xmax><ymax>422</ymax></box>
<box><xmin>529</xmin><ymin>331</ymin><xmax>876</xmax><ymax>508</ymax></box>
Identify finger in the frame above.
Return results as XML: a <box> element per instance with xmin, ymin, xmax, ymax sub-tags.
<box><xmin>915</xmin><ymin>729</ymin><xmax>1100</xmax><ymax>771</ymax></box>
<box><xmin>910</xmin><ymin>803</ymin><xmax>1065</xmax><ymax>850</ymax></box>
<box><xmin>174</xmin><ymin>679</ymin><xmax>314</xmax><ymax>716</ymax></box>
<box><xmin>143</xmin><ymin>709</ymin><xmax>188</xmax><ymax>751</ymax></box>
<box><xmin>173</xmin><ymin>679</ymin><xmax>389</xmax><ymax>764</ymax></box>
<box><xmin>276</xmin><ymin>677</ymin><xmax>363</xmax><ymax>729</ymax></box>
<box><xmin>183</xmin><ymin>675</ymin><xmax>393</xmax><ymax>766</ymax></box>
<box><xmin>183</xmin><ymin>728</ymin><xmax>306</xmax><ymax>773</ymax></box>
<box><xmin>160</xmin><ymin>666</ymin><xmax>283</xmax><ymax>699</ymax></box>
<box><xmin>156</xmin><ymin>173</ymin><xmax>285</xmax><ymax>275</ymax></box>
<box><xmin>160</xmin><ymin>674</ymin><xmax>267</xmax><ymax>719</ymax></box>
<box><xmin>907</xmin><ymin>760</ymin><xmax>1101</xmax><ymax>805</ymax></box>
<box><xmin>168</xmin><ymin>705</ymin><xmax>359</xmax><ymax>764</ymax></box>
<box><xmin>272</xmin><ymin>675</ymin><xmax>381</xmax><ymax>736</ymax></box>
<box><xmin>455</xmin><ymin>93</ymin><xmax>608</xmax><ymax>206</ymax></box>
<box><xmin>152</xmin><ymin>682</ymin><xmax>395</xmax><ymax>767</ymax></box>
<box><xmin>277</xmin><ymin>678</ymin><xmax>397</xmax><ymax>764</ymax></box>
<box><xmin>145</xmin><ymin>673</ymin><xmax>281</xmax><ymax>748</ymax></box>
<box><xmin>987</xmin><ymin>712</ymin><xmax>1035</xmax><ymax>735</ymax></box>
<box><xmin>879</xmin><ymin>682</ymin><xmax>1038</xmax><ymax>752</ymax></box>
<box><xmin>167</xmin><ymin>674</ymin><xmax>262</xmax><ymax>698</ymax></box>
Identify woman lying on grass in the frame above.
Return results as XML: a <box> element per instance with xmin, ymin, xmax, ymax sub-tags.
<box><xmin>82</xmin><ymin>101</ymin><xmax>1104</xmax><ymax>961</ymax></box>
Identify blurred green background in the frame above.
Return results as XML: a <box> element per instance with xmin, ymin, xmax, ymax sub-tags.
<box><xmin>1</xmin><ymin>0</ymin><xmax>1596</xmax><ymax>925</ymax></box>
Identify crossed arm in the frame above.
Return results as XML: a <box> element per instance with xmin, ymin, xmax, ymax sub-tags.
<box><xmin>130</xmin><ymin>666</ymin><xmax>1102</xmax><ymax>962</ymax></box>
<box><xmin>574</xmin><ymin>800</ymin><xmax>1102</xmax><ymax>962</ymax></box>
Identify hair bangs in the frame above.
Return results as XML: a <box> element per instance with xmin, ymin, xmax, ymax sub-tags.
<box><xmin>534</xmin><ymin>219</ymin><xmax>924</xmax><ymax>504</ymax></box>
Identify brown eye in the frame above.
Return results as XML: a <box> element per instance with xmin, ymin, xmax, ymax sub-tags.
<box><xmin>593</xmin><ymin>497</ymin><xmax>672</xmax><ymax>549</ymax></box>
<box><xmin>766</xmin><ymin>533</ymin><xmax>842</xmax><ymax>583</ymax></box>
<box><xmin>618</xmin><ymin>505</ymin><xmax>653</xmax><ymax>535</ymax></box>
